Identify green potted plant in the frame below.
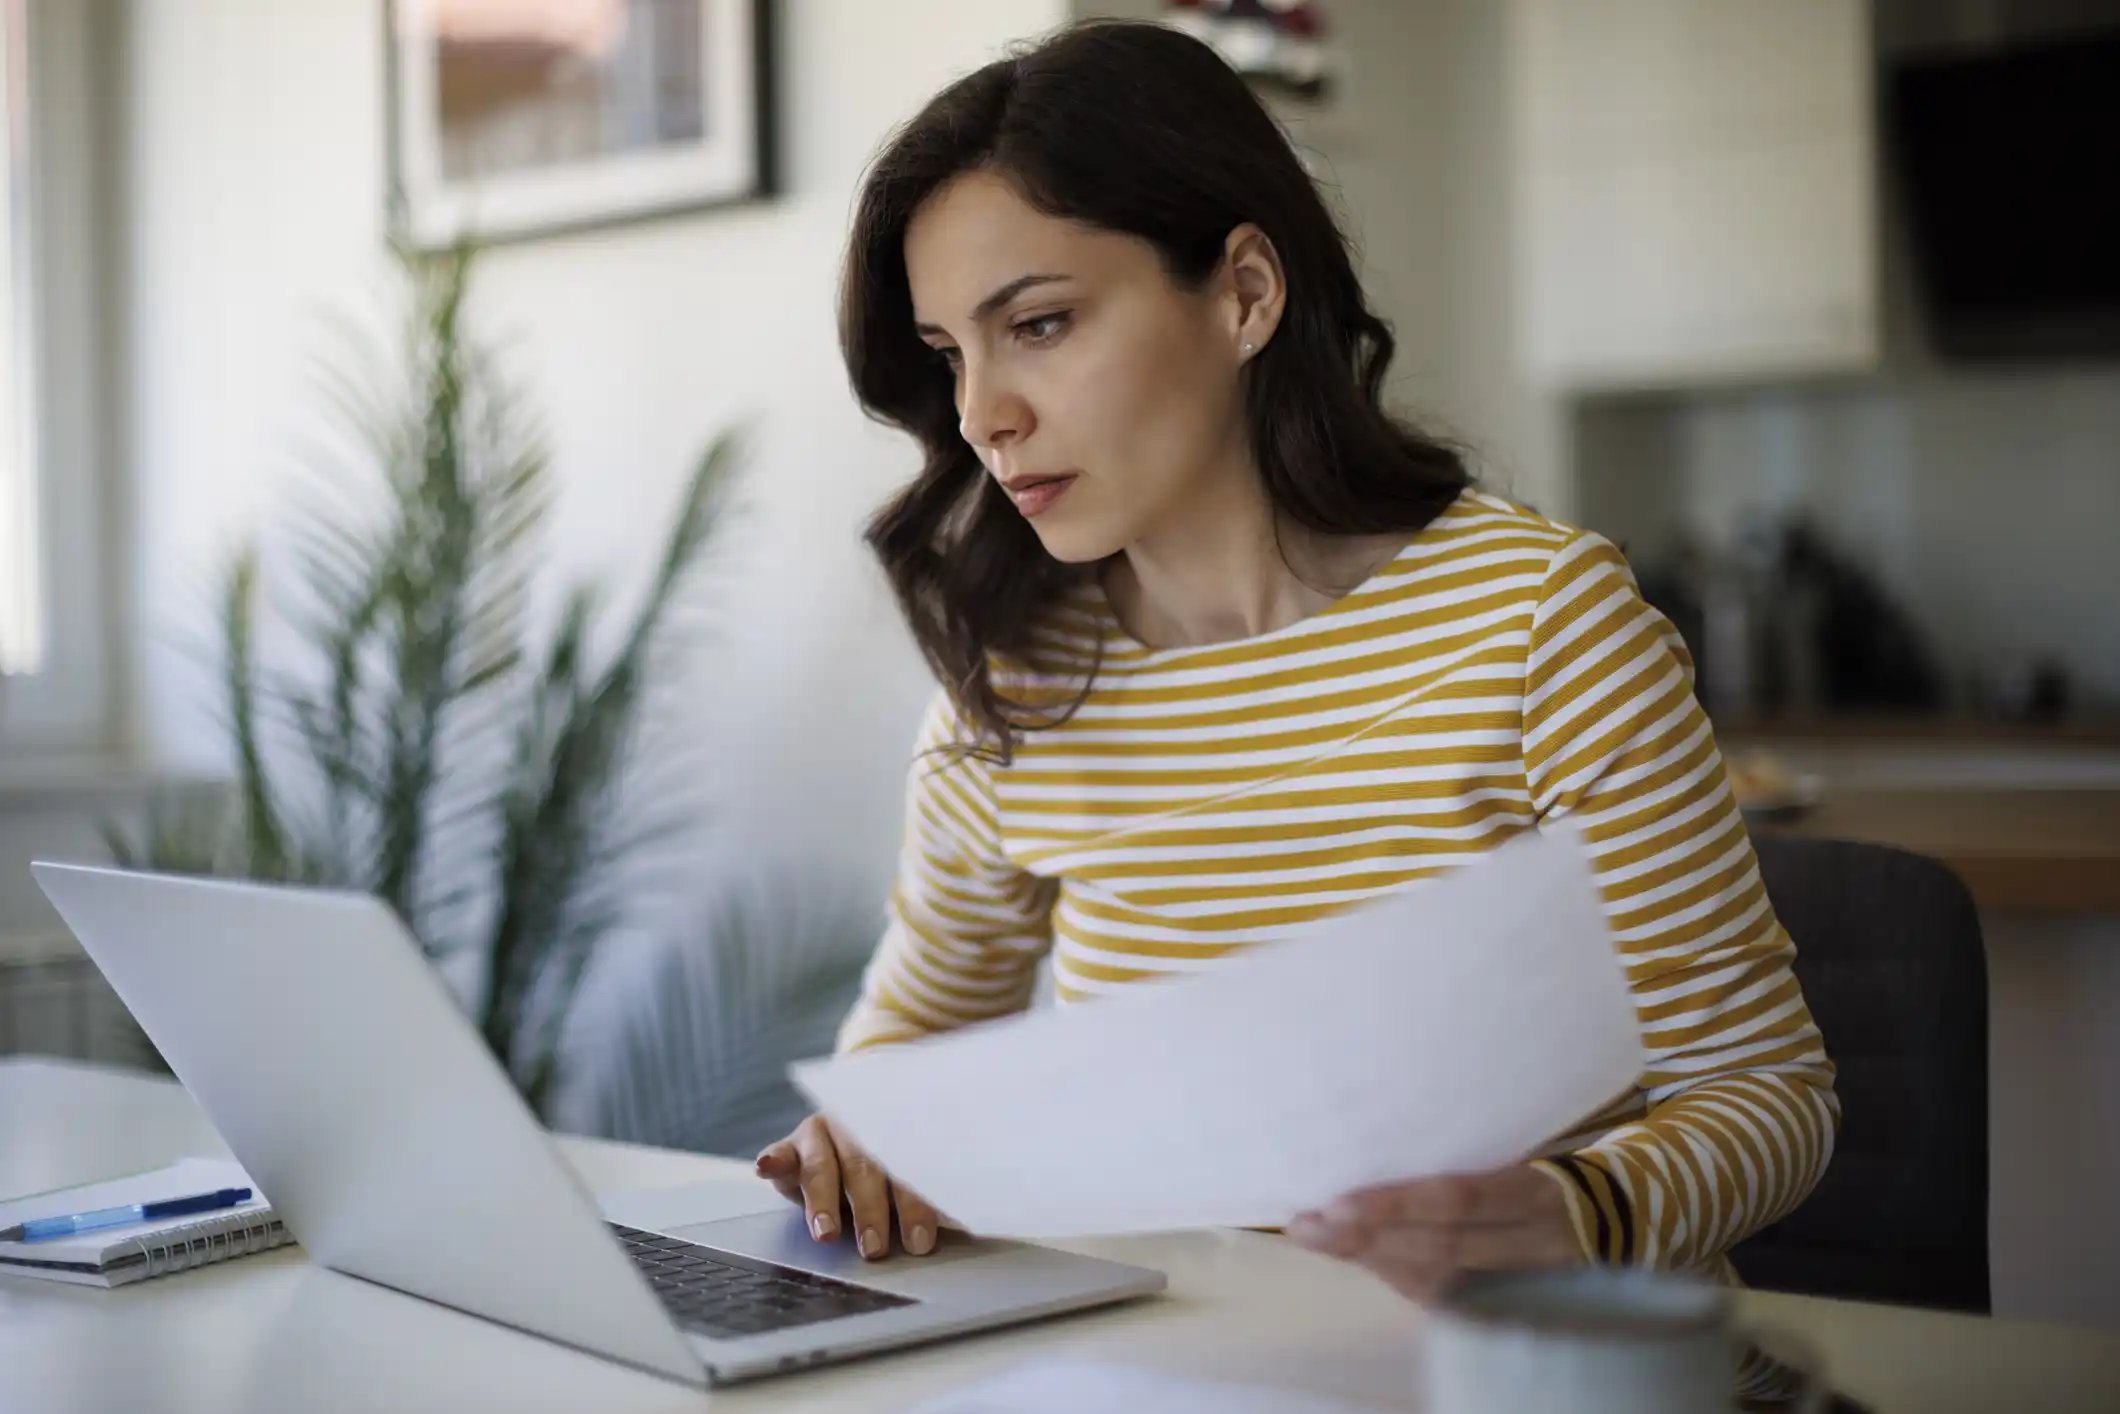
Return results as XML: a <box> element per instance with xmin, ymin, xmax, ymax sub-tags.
<box><xmin>109</xmin><ymin>242</ymin><xmax>741</xmax><ymax>1117</ymax></box>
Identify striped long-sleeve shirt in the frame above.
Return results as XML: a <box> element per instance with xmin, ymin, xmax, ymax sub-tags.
<box><xmin>837</xmin><ymin>490</ymin><xmax>1839</xmax><ymax>1278</ymax></box>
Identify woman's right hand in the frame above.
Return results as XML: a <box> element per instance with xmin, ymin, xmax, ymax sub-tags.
<box><xmin>755</xmin><ymin>1112</ymin><xmax>944</xmax><ymax>1260</ymax></box>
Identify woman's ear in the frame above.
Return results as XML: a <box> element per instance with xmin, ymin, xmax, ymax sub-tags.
<box><xmin>1222</xmin><ymin>223</ymin><xmax>1286</xmax><ymax>362</ymax></box>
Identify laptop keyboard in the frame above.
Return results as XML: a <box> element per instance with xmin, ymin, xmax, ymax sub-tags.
<box><xmin>609</xmin><ymin>1223</ymin><xmax>918</xmax><ymax>1340</ymax></box>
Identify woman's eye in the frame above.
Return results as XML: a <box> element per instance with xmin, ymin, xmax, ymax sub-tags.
<box><xmin>1014</xmin><ymin>311</ymin><xmax>1070</xmax><ymax>345</ymax></box>
<box><xmin>929</xmin><ymin>312</ymin><xmax>1066</xmax><ymax>372</ymax></box>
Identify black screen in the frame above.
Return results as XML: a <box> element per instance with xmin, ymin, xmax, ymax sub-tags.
<box><xmin>1888</xmin><ymin>31</ymin><xmax>2120</xmax><ymax>358</ymax></box>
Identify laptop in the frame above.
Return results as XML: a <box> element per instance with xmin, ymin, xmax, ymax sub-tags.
<box><xmin>31</xmin><ymin>862</ymin><xmax>1165</xmax><ymax>1387</ymax></box>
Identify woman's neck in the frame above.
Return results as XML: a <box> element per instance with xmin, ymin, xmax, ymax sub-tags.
<box><xmin>1103</xmin><ymin>478</ymin><xmax>1406</xmax><ymax>651</ymax></box>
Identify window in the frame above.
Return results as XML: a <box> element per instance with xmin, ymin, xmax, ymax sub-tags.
<box><xmin>0</xmin><ymin>0</ymin><xmax>39</xmax><ymax>680</ymax></box>
<box><xmin>0</xmin><ymin>0</ymin><xmax>111</xmax><ymax>761</ymax></box>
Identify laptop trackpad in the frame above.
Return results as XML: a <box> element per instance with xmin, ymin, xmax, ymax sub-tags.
<box><xmin>599</xmin><ymin>1177</ymin><xmax>786</xmax><ymax>1234</ymax></box>
<box><xmin>671</xmin><ymin>1208</ymin><xmax>1010</xmax><ymax>1280</ymax></box>
<box><xmin>670</xmin><ymin>1208</ymin><xmax>873</xmax><ymax>1278</ymax></box>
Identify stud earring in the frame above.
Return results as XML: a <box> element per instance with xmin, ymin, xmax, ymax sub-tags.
<box><xmin>1242</xmin><ymin>342</ymin><xmax>1255</xmax><ymax>357</ymax></box>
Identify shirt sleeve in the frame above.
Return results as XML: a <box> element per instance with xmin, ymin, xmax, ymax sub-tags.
<box><xmin>835</xmin><ymin>689</ymin><xmax>1059</xmax><ymax>1054</ymax></box>
<box><xmin>1521</xmin><ymin>530</ymin><xmax>1841</xmax><ymax>1274</ymax></box>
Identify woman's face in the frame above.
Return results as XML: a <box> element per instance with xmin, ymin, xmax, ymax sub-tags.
<box><xmin>903</xmin><ymin>169</ymin><xmax>1258</xmax><ymax>564</ymax></box>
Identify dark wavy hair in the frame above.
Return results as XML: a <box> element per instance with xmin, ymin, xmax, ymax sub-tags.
<box><xmin>842</xmin><ymin>20</ymin><xmax>1471</xmax><ymax>763</ymax></box>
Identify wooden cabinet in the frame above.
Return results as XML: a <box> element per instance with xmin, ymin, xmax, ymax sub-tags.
<box><xmin>1513</xmin><ymin>0</ymin><xmax>1878</xmax><ymax>390</ymax></box>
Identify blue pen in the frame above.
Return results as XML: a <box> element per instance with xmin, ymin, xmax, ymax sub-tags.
<box><xmin>0</xmin><ymin>1186</ymin><xmax>253</xmax><ymax>1243</ymax></box>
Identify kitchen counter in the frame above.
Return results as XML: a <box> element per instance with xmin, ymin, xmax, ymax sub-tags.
<box><xmin>1718</xmin><ymin>712</ymin><xmax>2120</xmax><ymax>748</ymax></box>
<box><xmin>1721</xmin><ymin>716</ymin><xmax>2120</xmax><ymax>913</ymax></box>
<box><xmin>1756</xmin><ymin>786</ymin><xmax>2120</xmax><ymax>914</ymax></box>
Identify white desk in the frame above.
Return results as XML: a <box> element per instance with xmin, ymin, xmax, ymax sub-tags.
<box><xmin>3</xmin><ymin>1058</ymin><xmax>2116</xmax><ymax>1413</ymax></box>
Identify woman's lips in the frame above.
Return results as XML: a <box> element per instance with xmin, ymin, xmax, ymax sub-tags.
<box><xmin>1008</xmin><ymin>474</ymin><xmax>1078</xmax><ymax>518</ymax></box>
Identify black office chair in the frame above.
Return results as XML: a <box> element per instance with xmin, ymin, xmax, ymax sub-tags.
<box><xmin>1731</xmin><ymin>834</ymin><xmax>1990</xmax><ymax>1314</ymax></box>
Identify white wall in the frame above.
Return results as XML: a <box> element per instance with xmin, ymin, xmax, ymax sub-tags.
<box><xmin>109</xmin><ymin>0</ymin><xmax>1070</xmax><ymax>902</ymax></box>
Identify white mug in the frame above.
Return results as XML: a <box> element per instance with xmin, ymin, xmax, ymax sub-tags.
<box><xmin>1422</xmin><ymin>1267</ymin><xmax>1823</xmax><ymax>1414</ymax></box>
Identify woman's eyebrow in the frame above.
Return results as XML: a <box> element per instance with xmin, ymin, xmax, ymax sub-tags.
<box><xmin>913</xmin><ymin>273</ymin><xmax>1071</xmax><ymax>337</ymax></box>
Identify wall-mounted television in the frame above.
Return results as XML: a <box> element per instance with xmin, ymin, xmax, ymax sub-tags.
<box><xmin>1887</xmin><ymin>30</ymin><xmax>2120</xmax><ymax>359</ymax></box>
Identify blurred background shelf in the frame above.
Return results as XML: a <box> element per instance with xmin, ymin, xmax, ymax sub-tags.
<box><xmin>1756</xmin><ymin>785</ymin><xmax>2120</xmax><ymax>916</ymax></box>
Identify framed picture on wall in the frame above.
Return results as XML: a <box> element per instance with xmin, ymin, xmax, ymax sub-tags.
<box><xmin>386</xmin><ymin>0</ymin><xmax>775</xmax><ymax>249</ymax></box>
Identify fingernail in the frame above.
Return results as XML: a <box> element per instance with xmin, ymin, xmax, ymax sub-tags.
<box><xmin>860</xmin><ymin>1227</ymin><xmax>883</xmax><ymax>1258</ymax></box>
<box><xmin>1290</xmin><ymin>1212</ymin><xmax>1355</xmax><ymax>1254</ymax></box>
<box><xmin>910</xmin><ymin>1224</ymin><xmax>934</xmax><ymax>1255</ymax></box>
<box><xmin>811</xmin><ymin>1213</ymin><xmax>837</xmax><ymax>1241</ymax></box>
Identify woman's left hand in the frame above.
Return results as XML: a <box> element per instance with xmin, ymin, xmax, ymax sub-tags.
<box><xmin>1286</xmin><ymin>1165</ymin><xmax>1584</xmax><ymax>1302</ymax></box>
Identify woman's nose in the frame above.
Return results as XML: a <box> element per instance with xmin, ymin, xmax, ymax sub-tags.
<box><xmin>958</xmin><ymin>368</ymin><xmax>1032</xmax><ymax>450</ymax></box>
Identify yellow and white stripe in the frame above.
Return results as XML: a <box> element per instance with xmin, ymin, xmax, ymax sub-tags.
<box><xmin>839</xmin><ymin>490</ymin><xmax>1839</xmax><ymax>1276</ymax></box>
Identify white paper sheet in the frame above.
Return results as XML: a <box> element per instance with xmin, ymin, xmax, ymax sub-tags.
<box><xmin>792</xmin><ymin>824</ymin><xmax>1643</xmax><ymax>1238</ymax></box>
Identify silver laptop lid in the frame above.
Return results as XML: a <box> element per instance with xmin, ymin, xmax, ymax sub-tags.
<box><xmin>32</xmin><ymin>862</ymin><xmax>703</xmax><ymax>1388</ymax></box>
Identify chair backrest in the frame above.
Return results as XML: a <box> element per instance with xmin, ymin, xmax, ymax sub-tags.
<box><xmin>1732</xmin><ymin>834</ymin><xmax>1990</xmax><ymax>1313</ymax></box>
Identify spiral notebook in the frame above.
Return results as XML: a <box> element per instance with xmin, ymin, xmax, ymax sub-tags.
<box><xmin>0</xmin><ymin>1157</ymin><xmax>292</xmax><ymax>1288</ymax></box>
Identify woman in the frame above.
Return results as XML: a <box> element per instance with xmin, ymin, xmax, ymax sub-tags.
<box><xmin>757</xmin><ymin>19</ymin><xmax>1838</xmax><ymax>1313</ymax></box>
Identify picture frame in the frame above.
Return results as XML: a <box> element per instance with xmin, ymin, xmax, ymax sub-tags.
<box><xmin>385</xmin><ymin>0</ymin><xmax>775</xmax><ymax>250</ymax></box>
